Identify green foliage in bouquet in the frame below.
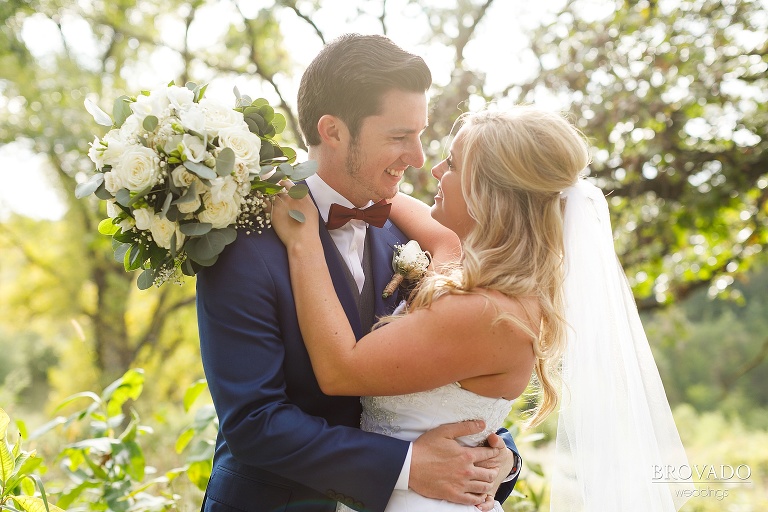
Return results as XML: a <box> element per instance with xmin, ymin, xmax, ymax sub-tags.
<box><xmin>76</xmin><ymin>82</ymin><xmax>316</xmax><ymax>289</ymax></box>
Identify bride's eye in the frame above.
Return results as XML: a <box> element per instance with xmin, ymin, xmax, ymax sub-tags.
<box><xmin>446</xmin><ymin>156</ymin><xmax>454</xmax><ymax>170</ymax></box>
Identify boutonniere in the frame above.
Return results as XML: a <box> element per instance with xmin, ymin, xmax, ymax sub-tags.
<box><xmin>382</xmin><ymin>240</ymin><xmax>431</xmax><ymax>298</ymax></box>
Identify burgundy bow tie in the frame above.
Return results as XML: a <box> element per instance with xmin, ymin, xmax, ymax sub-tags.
<box><xmin>326</xmin><ymin>200</ymin><xmax>392</xmax><ymax>230</ymax></box>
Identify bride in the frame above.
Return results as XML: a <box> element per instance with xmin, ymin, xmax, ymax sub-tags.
<box><xmin>272</xmin><ymin>106</ymin><xmax>692</xmax><ymax>511</ymax></box>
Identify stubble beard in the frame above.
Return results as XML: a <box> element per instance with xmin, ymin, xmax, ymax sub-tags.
<box><xmin>344</xmin><ymin>140</ymin><xmax>397</xmax><ymax>204</ymax></box>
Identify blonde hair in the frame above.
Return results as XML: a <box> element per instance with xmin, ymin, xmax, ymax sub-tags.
<box><xmin>407</xmin><ymin>106</ymin><xmax>590</xmax><ymax>427</ymax></box>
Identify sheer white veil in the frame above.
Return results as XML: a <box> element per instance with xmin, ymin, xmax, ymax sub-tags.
<box><xmin>551</xmin><ymin>178</ymin><xmax>694</xmax><ymax>511</ymax></box>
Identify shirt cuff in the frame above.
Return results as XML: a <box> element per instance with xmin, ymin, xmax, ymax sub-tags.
<box><xmin>395</xmin><ymin>443</ymin><xmax>413</xmax><ymax>490</ymax></box>
<box><xmin>501</xmin><ymin>453</ymin><xmax>522</xmax><ymax>483</ymax></box>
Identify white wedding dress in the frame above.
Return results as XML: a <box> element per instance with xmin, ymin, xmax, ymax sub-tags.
<box><xmin>338</xmin><ymin>382</ymin><xmax>511</xmax><ymax>512</ymax></box>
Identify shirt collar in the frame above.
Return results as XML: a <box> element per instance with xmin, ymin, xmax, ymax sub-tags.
<box><xmin>305</xmin><ymin>173</ymin><xmax>373</xmax><ymax>224</ymax></box>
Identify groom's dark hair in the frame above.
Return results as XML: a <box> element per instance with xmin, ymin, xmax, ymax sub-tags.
<box><xmin>298</xmin><ymin>33</ymin><xmax>432</xmax><ymax>146</ymax></box>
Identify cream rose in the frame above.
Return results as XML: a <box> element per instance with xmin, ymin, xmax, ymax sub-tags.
<box><xmin>133</xmin><ymin>207</ymin><xmax>154</xmax><ymax>231</ymax></box>
<box><xmin>112</xmin><ymin>145</ymin><xmax>160</xmax><ymax>192</ymax></box>
<box><xmin>103</xmin><ymin>171</ymin><xmax>125</xmax><ymax>194</ymax></box>
<box><xmin>199</xmin><ymin>97</ymin><xmax>245</xmax><ymax>136</ymax></box>
<box><xmin>198</xmin><ymin>192</ymin><xmax>241</xmax><ymax>229</ymax></box>
<box><xmin>177</xmin><ymin>194</ymin><xmax>202</xmax><ymax>214</ymax></box>
<box><xmin>101</xmin><ymin>130</ymin><xmax>130</xmax><ymax>168</ymax></box>
<box><xmin>150</xmin><ymin>214</ymin><xmax>177</xmax><ymax>249</ymax></box>
<box><xmin>171</xmin><ymin>166</ymin><xmax>195</xmax><ymax>188</ymax></box>
<box><xmin>217</xmin><ymin>127</ymin><xmax>262</xmax><ymax>166</ymax></box>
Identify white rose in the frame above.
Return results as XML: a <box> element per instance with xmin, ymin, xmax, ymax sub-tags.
<box><xmin>88</xmin><ymin>137</ymin><xmax>105</xmax><ymax>168</ymax></box>
<box><xmin>177</xmin><ymin>194</ymin><xmax>201</xmax><ymax>214</ymax></box>
<box><xmin>166</xmin><ymin>86</ymin><xmax>194</xmax><ymax>111</ymax></box>
<box><xmin>217</xmin><ymin>127</ymin><xmax>262</xmax><ymax>166</ymax></box>
<box><xmin>209</xmin><ymin>176</ymin><xmax>239</xmax><ymax>204</ymax></box>
<box><xmin>101</xmin><ymin>130</ymin><xmax>130</xmax><ymax>168</ymax></box>
<box><xmin>171</xmin><ymin>166</ymin><xmax>195</xmax><ymax>188</ymax></box>
<box><xmin>198</xmin><ymin>192</ymin><xmax>241</xmax><ymax>229</ymax></box>
<box><xmin>199</xmin><ymin>97</ymin><xmax>245</xmax><ymax>136</ymax></box>
<box><xmin>150</xmin><ymin>214</ymin><xmax>177</xmax><ymax>249</ymax></box>
<box><xmin>103</xmin><ymin>171</ymin><xmax>125</xmax><ymax>194</ymax></box>
<box><xmin>133</xmin><ymin>207</ymin><xmax>154</xmax><ymax>230</ymax></box>
<box><xmin>179</xmin><ymin>103</ymin><xmax>206</xmax><ymax>134</ymax></box>
<box><xmin>180</xmin><ymin>134</ymin><xmax>207</xmax><ymax>163</ymax></box>
<box><xmin>130</xmin><ymin>89</ymin><xmax>170</xmax><ymax>122</ymax></box>
<box><xmin>112</xmin><ymin>145</ymin><xmax>160</xmax><ymax>192</ymax></box>
<box><xmin>163</xmin><ymin>134</ymin><xmax>183</xmax><ymax>155</ymax></box>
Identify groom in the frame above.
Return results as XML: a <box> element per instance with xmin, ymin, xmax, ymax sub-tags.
<box><xmin>197</xmin><ymin>34</ymin><xmax>520</xmax><ymax>512</ymax></box>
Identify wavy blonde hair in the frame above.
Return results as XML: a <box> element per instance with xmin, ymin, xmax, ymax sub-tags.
<box><xmin>404</xmin><ymin>106</ymin><xmax>590</xmax><ymax>427</ymax></box>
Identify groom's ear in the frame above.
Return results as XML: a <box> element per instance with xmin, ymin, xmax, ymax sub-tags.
<box><xmin>317</xmin><ymin>115</ymin><xmax>348</xmax><ymax>147</ymax></box>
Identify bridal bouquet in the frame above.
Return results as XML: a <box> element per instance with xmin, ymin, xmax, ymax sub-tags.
<box><xmin>77</xmin><ymin>82</ymin><xmax>315</xmax><ymax>289</ymax></box>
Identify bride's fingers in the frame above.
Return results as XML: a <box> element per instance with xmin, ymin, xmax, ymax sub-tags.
<box><xmin>278</xmin><ymin>178</ymin><xmax>295</xmax><ymax>190</ymax></box>
<box><xmin>474</xmin><ymin>493</ymin><xmax>495</xmax><ymax>512</ymax></box>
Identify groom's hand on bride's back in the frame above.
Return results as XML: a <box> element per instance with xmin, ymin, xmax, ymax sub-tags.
<box><xmin>410</xmin><ymin>420</ymin><xmax>500</xmax><ymax>506</ymax></box>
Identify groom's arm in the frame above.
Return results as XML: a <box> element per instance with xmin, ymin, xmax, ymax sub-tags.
<box><xmin>197</xmin><ymin>232</ymin><xmax>408</xmax><ymax>512</ymax></box>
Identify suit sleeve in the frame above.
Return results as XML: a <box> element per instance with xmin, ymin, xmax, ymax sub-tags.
<box><xmin>197</xmin><ymin>233</ymin><xmax>409</xmax><ymax>512</ymax></box>
<box><xmin>494</xmin><ymin>428</ymin><xmax>521</xmax><ymax>503</ymax></box>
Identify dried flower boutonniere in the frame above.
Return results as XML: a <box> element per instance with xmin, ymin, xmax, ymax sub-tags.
<box><xmin>382</xmin><ymin>240</ymin><xmax>431</xmax><ymax>298</ymax></box>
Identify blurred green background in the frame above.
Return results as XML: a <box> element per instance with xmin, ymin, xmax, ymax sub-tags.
<box><xmin>1</xmin><ymin>0</ymin><xmax>767</xmax><ymax>510</ymax></box>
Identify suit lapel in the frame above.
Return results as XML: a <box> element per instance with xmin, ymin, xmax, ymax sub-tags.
<box><xmin>369</xmin><ymin>220</ymin><xmax>406</xmax><ymax>319</ymax></box>
<box><xmin>318</xmin><ymin>224</ymin><xmax>365</xmax><ymax>340</ymax></box>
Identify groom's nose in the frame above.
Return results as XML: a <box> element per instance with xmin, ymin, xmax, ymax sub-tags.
<box><xmin>401</xmin><ymin>136</ymin><xmax>425</xmax><ymax>169</ymax></box>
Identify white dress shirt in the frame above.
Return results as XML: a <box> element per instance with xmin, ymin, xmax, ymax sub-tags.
<box><xmin>305</xmin><ymin>174</ymin><xmax>412</xmax><ymax>491</ymax></box>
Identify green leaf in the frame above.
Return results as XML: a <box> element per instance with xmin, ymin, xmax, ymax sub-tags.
<box><xmin>184</xmin><ymin>160</ymin><xmax>217</xmax><ymax>180</ymax></box>
<box><xmin>179</xmin><ymin>222</ymin><xmax>212</xmax><ymax>236</ymax></box>
<box><xmin>259</xmin><ymin>141</ymin><xmax>275</xmax><ymax>161</ymax></box>
<box><xmin>104</xmin><ymin>369</ymin><xmax>145</xmax><ymax>417</ymax></box>
<box><xmin>215</xmin><ymin>147</ymin><xmax>235</xmax><ymax>177</ymax></box>
<box><xmin>288</xmin><ymin>210</ymin><xmax>305</xmax><ymax>223</ymax></box>
<box><xmin>0</xmin><ymin>408</ymin><xmax>14</xmax><ymax>483</ymax></box>
<box><xmin>288</xmin><ymin>160</ymin><xmax>318</xmax><ymax>181</ymax></box>
<box><xmin>271</xmin><ymin>113</ymin><xmax>286</xmax><ymax>134</ymax></box>
<box><xmin>175</xmin><ymin>428</ymin><xmax>195</xmax><ymax>454</ymax></box>
<box><xmin>185</xmin><ymin>228</ymin><xmax>237</xmax><ymax>262</ymax></box>
<box><xmin>280</xmin><ymin>146</ymin><xmax>297</xmax><ymax>164</ymax></box>
<box><xmin>183</xmin><ymin>380</ymin><xmax>208</xmax><ymax>412</ymax></box>
<box><xmin>98</xmin><ymin>218</ymin><xmax>119</xmax><ymax>236</ymax></box>
<box><xmin>266</xmin><ymin>169</ymin><xmax>286</xmax><ymax>184</ymax></box>
<box><xmin>75</xmin><ymin>173</ymin><xmax>105</xmax><ymax>199</ymax></box>
<box><xmin>94</xmin><ymin>182</ymin><xmax>113</xmax><ymax>200</ymax></box>
<box><xmin>115</xmin><ymin>188</ymin><xmax>131</xmax><ymax>207</ymax></box>
<box><xmin>112</xmin><ymin>96</ymin><xmax>132</xmax><ymax>128</ymax></box>
<box><xmin>172</xmin><ymin>180</ymin><xmax>199</xmax><ymax>205</ymax></box>
<box><xmin>185</xmin><ymin>81</ymin><xmax>198</xmax><ymax>92</ymax></box>
<box><xmin>122</xmin><ymin>440</ymin><xmax>145</xmax><ymax>481</ymax></box>
<box><xmin>288</xmin><ymin>183</ymin><xmax>309</xmax><ymax>199</ymax></box>
<box><xmin>137</xmin><ymin>269</ymin><xmax>155</xmax><ymax>290</ymax></box>
<box><xmin>143</xmin><ymin>115</ymin><xmax>158</xmax><ymax>132</ymax></box>
<box><xmin>124</xmin><ymin>244</ymin><xmax>142</xmax><ymax>271</ymax></box>
<box><xmin>84</xmin><ymin>98</ymin><xmax>113</xmax><ymax>126</ymax></box>
<box><xmin>12</xmin><ymin>495</ymin><xmax>66</xmax><ymax>512</ymax></box>
<box><xmin>196</xmin><ymin>83</ymin><xmax>208</xmax><ymax>102</ymax></box>
<box><xmin>186</xmin><ymin>459</ymin><xmax>212</xmax><ymax>491</ymax></box>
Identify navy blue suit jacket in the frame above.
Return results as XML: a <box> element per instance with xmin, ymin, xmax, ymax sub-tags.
<box><xmin>197</xmin><ymin>218</ymin><xmax>519</xmax><ymax>512</ymax></box>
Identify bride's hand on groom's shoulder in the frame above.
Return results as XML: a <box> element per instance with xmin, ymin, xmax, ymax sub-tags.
<box><xmin>410</xmin><ymin>420</ymin><xmax>501</xmax><ymax>507</ymax></box>
<box><xmin>270</xmin><ymin>180</ymin><xmax>320</xmax><ymax>250</ymax></box>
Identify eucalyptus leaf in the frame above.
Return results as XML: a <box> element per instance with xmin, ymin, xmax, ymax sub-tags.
<box><xmin>181</xmin><ymin>258</ymin><xmax>197</xmax><ymax>277</ymax></box>
<box><xmin>113</xmin><ymin>95</ymin><xmax>132</xmax><ymax>128</ymax></box>
<box><xmin>75</xmin><ymin>173</ymin><xmax>105</xmax><ymax>199</ymax></box>
<box><xmin>94</xmin><ymin>182</ymin><xmax>113</xmax><ymax>200</ymax></box>
<box><xmin>184</xmin><ymin>160</ymin><xmax>217</xmax><ymax>180</ymax></box>
<box><xmin>288</xmin><ymin>183</ymin><xmax>309</xmax><ymax>199</ymax></box>
<box><xmin>98</xmin><ymin>218</ymin><xmax>119</xmax><ymax>236</ymax></box>
<box><xmin>143</xmin><ymin>115</ymin><xmax>159</xmax><ymax>132</ymax></box>
<box><xmin>280</xmin><ymin>146</ymin><xmax>297</xmax><ymax>164</ymax></box>
<box><xmin>216</xmin><ymin>147</ymin><xmax>235</xmax><ymax>177</ymax></box>
<box><xmin>272</xmin><ymin>113</ymin><xmax>286</xmax><ymax>134</ymax></box>
<box><xmin>114</xmin><ymin>243</ymin><xmax>131</xmax><ymax>264</ymax></box>
<box><xmin>185</xmin><ymin>228</ymin><xmax>236</xmax><ymax>262</ymax></box>
<box><xmin>259</xmin><ymin>142</ymin><xmax>275</xmax><ymax>161</ymax></box>
<box><xmin>233</xmin><ymin>86</ymin><xmax>241</xmax><ymax>99</ymax></box>
<box><xmin>278</xmin><ymin>163</ymin><xmax>293</xmax><ymax>175</ymax></box>
<box><xmin>288</xmin><ymin>160</ymin><xmax>319</xmax><ymax>181</ymax></box>
<box><xmin>179</xmin><ymin>223</ymin><xmax>213</xmax><ymax>236</ymax></box>
<box><xmin>185</xmin><ymin>81</ymin><xmax>198</xmax><ymax>92</ymax></box>
<box><xmin>251</xmin><ymin>98</ymin><xmax>269</xmax><ymax>108</ymax></box>
<box><xmin>137</xmin><ymin>269</ymin><xmax>156</xmax><ymax>290</ymax></box>
<box><xmin>266</xmin><ymin>169</ymin><xmax>286</xmax><ymax>184</ymax></box>
<box><xmin>172</xmin><ymin>180</ymin><xmax>199</xmax><ymax>205</ymax></box>
<box><xmin>127</xmin><ymin>185</ymin><xmax>152</xmax><ymax>206</ymax></box>
<box><xmin>84</xmin><ymin>97</ymin><xmax>113</xmax><ymax>126</ymax></box>
<box><xmin>288</xmin><ymin>209</ymin><xmax>306</xmax><ymax>223</ymax></box>
<box><xmin>161</xmin><ymin>193</ymin><xmax>173</xmax><ymax>218</ymax></box>
<box><xmin>115</xmin><ymin>189</ymin><xmax>131</xmax><ymax>207</ymax></box>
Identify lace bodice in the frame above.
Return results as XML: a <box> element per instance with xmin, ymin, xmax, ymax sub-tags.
<box><xmin>339</xmin><ymin>383</ymin><xmax>512</xmax><ymax>512</ymax></box>
<box><xmin>361</xmin><ymin>382</ymin><xmax>513</xmax><ymax>446</ymax></box>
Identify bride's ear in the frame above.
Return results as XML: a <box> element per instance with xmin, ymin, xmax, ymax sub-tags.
<box><xmin>317</xmin><ymin>115</ymin><xmax>349</xmax><ymax>148</ymax></box>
